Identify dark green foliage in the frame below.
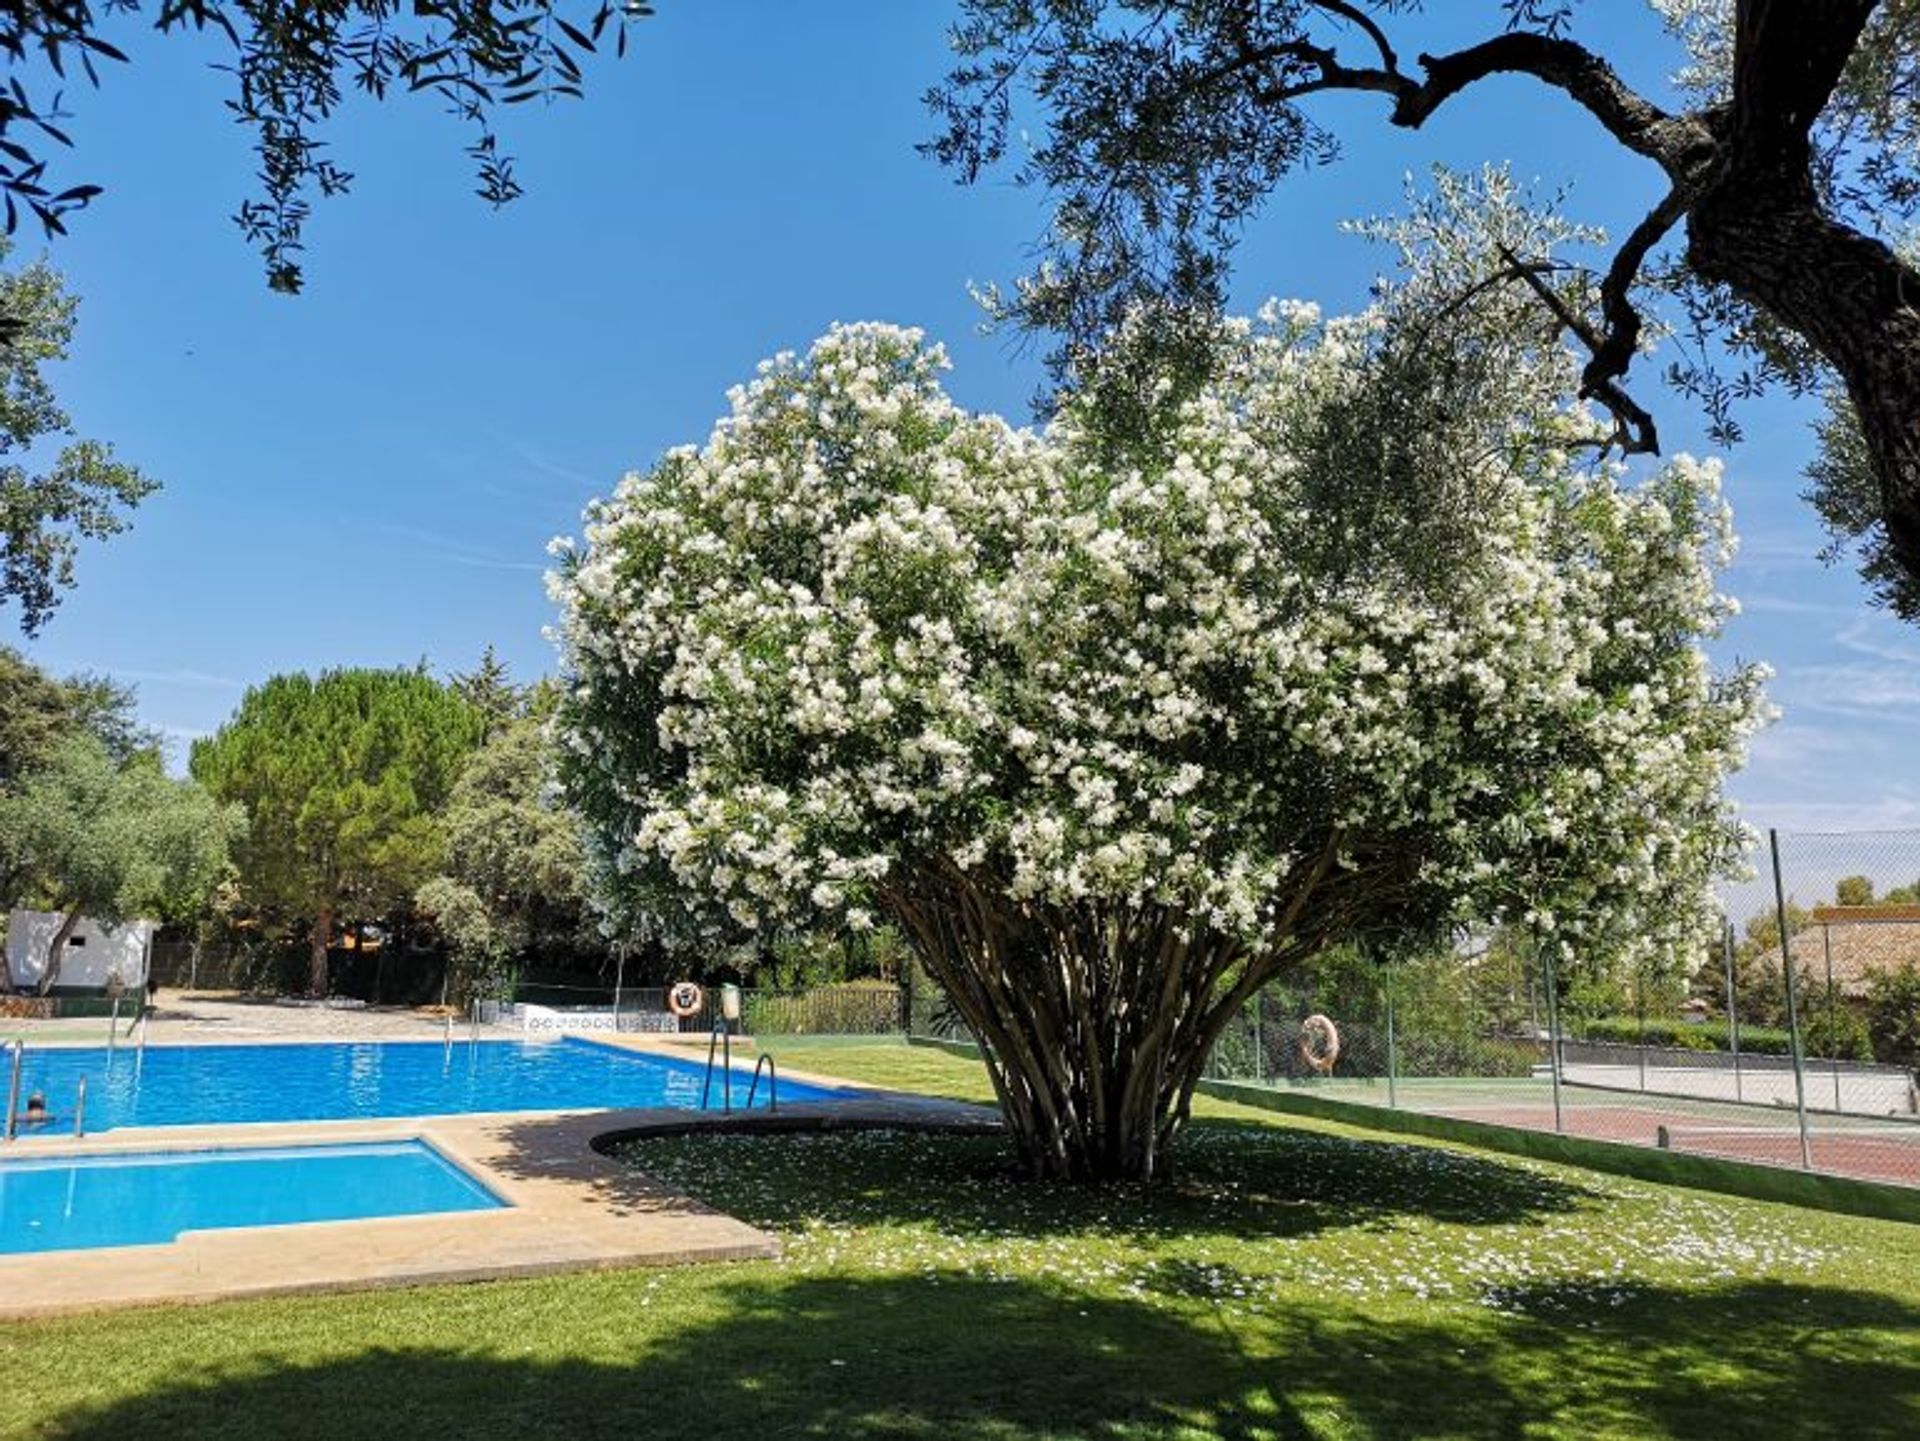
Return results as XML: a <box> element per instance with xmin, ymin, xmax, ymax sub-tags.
<box><xmin>754</xmin><ymin>925</ymin><xmax>913</xmax><ymax>991</ymax></box>
<box><xmin>0</xmin><ymin>648</ymin><xmax>161</xmax><ymax>907</ymax></box>
<box><xmin>929</xmin><ymin>1</ymin><xmax>1920</xmax><ymax>617</ymax></box>
<box><xmin>416</xmin><ymin>700</ymin><xmax>590</xmax><ymax>1003</ymax></box>
<box><xmin>1230</xmin><ymin>945</ymin><xmax>1542</xmax><ymax>1081</ymax></box>
<box><xmin>1867</xmin><ymin>960</ymin><xmax>1920</xmax><ymax>1069</ymax></box>
<box><xmin>0</xmin><ymin>237</ymin><xmax>154</xmax><ymax>633</ymax></box>
<box><xmin>0</xmin><ymin>648</ymin><xmax>153</xmax><ymax>786</ymax></box>
<box><xmin>1808</xmin><ymin>387</ymin><xmax>1920</xmax><ymax>618</ymax></box>
<box><xmin>1</xmin><ymin>3</ymin><xmax>650</xmax><ymax>293</ymax></box>
<box><xmin>739</xmin><ymin>983</ymin><xmax>903</xmax><ymax>1037</ymax></box>
<box><xmin>0</xmin><ymin>732</ymin><xmax>239</xmax><ymax>991</ymax></box>
<box><xmin>449</xmin><ymin>645</ymin><xmax>528</xmax><ymax>742</ymax></box>
<box><xmin>1575</xmin><ymin>1009</ymin><xmax>1875</xmax><ymax>1063</ymax></box>
<box><xmin>1801</xmin><ymin>999</ymin><xmax>1876</xmax><ymax>1065</ymax></box>
<box><xmin>192</xmin><ymin>667</ymin><xmax>482</xmax><ymax>994</ymax></box>
<box><xmin>1836</xmin><ymin>874</ymin><xmax>1876</xmax><ymax>908</ymax></box>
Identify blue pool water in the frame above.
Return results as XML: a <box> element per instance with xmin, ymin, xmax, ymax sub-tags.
<box><xmin>8</xmin><ymin>1037</ymin><xmax>843</xmax><ymax>1132</ymax></box>
<box><xmin>0</xmin><ymin>1141</ymin><xmax>502</xmax><ymax>1253</ymax></box>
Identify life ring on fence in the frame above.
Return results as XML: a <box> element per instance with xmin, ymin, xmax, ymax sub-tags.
<box><xmin>666</xmin><ymin>981</ymin><xmax>705</xmax><ymax>1019</ymax></box>
<box><xmin>1297</xmin><ymin>1014</ymin><xmax>1341</xmax><ymax>1075</ymax></box>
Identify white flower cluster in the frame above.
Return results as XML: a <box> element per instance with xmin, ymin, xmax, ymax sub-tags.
<box><xmin>551</xmin><ymin>316</ymin><xmax>1768</xmax><ymax>964</ymax></box>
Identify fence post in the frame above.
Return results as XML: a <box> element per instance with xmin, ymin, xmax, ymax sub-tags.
<box><xmin>1769</xmin><ymin>828</ymin><xmax>1814</xmax><ymax>1170</ymax></box>
<box><xmin>1540</xmin><ymin>931</ymin><xmax>1565</xmax><ymax>1135</ymax></box>
<box><xmin>901</xmin><ymin>958</ymin><xmax>914</xmax><ymax>1036</ymax></box>
<box><xmin>1723</xmin><ymin>917</ymin><xmax>1743</xmax><ymax>1104</ymax></box>
<box><xmin>1250</xmin><ymin>991</ymin><xmax>1264</xmax><ymax>1084</ymax></box>
<box><xmin>1822</xmin><ymin>920</ymin><xmax>1842</xmax><ymax>1112</ymax></box>
<box><xmin>1634</xmin><ymin>964</ymin><xmax>1648</xmax><ymax>1093</ymax></box>
<box><xmin>1384</xmin><ymin>960</ymin><xmax>1398</xmax><ymax>1110</ymax></box>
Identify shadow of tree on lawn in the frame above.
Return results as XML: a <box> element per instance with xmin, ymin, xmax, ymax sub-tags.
<box><xmin>31</xmin><ymin>1271</ymin><xmax>1920</xmax><ymax>1441</ymax></box>
<box><xmin>594</xmin><ymin>1115</ymin><xmax>1602</xmax><ymax>1245</ymax></box>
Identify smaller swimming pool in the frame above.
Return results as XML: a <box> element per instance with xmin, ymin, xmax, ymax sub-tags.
<box><xmin>0</xmin><ymin>1140</ymin><xmax>503</xmax><ymax>1254</ymax></box>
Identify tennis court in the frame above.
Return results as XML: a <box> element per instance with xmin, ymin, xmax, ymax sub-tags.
<box><xmin>1388</xmin><ymin>1077</ymin><xmax>1920</xmax><ymax>1189</ymax></box>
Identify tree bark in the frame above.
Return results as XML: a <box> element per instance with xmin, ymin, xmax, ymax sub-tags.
<box><xmin>1284</xmin><ymin>3</ymin><xmax>1920</xmax><ymax>603</ymax></box>
<box><xmin>1687</xmin><ymin>177</ymin><xmax>1920</xmax><ymax>604</ymax></box>
<box><xmin>1370</xmin><ymin>1</ymin><xmax>1920</xmax><ymax>603</ymax></box>
<box><xmin>883</xmin><ymin>848</ymin><xmax>1346</xmax><ymax>1183</ymax></box>
<box><xmin>35</xmin><ymin>906</ymin><xmax>83</xmax><ymax>997</ymax></box>
<box><xmin>309</xmin><ymin>906</ymin><xmax>332</xmax><ymax>998</ymax></box>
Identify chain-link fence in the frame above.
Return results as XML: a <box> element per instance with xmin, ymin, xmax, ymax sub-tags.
<box><xmin>146</xmin><ymin>941</ymin><xmax>274</xmax><ymax>993</ymax></box>
<box><xmin>1202</xmin><ymin>829</ymin><xmax>1920</xmax><ymax>1191</ymax></box>
<box><xmin>488</xmin><ymin>978</ymin><xmax>906</xmax><ymax>1039</ymax></box>
<box><xmin>140</xmin><ymin>829</ymin><xmax>1920</xmax><ymax>1190</ymax></box>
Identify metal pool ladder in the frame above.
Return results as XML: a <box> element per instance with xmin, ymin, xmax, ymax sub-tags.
<box><xmin>701</xmin><ymin>1023</ymin><xmax>736</xmax><ymax>1113</ymax></box>
<box><xmin>3</xmin><ymin>1039</ymin><xmax>21</xmax><ymax>1141</ymax></box>
<box><xmin>746</xmin><ymin>1053</ymin><xmax>778</xmax><ymax>1112</ymax></box>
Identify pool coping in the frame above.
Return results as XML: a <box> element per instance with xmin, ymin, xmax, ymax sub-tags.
<box><xmin>0</xmin><ymin>1039</ymin><xmax>994</xmax><ymax>1319</ymax></box>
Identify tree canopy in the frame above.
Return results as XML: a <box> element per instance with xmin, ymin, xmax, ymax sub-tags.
<box><xmin>451</xmin><ymin>644</ymin><xmax>527</xmax><ymax>743</ymax></box>
<box><xmin>1</xmin><ymin>2</ymin><xmax>649</xmax><ymax>294</ymax></box>
<box><xmin>190</xmin><ymin>666</ymin><xmax>482</xmax><ymax>995</ymax></box>
<box><xmin>929</xmin><ymin>1</ymin><xmax>1920</xmax><ymax>618</ymax></box>
<box><xmin>553</xmin><ymin>314</ymin><xmax>1765</xmax><ymax>1181</ymax></box>
<box><xmin>0</xmin><ymin>235</ymin><xmax>154</xmax><ymax>634</ymax></box>
<box><xmin>418</xmin><ymin>697</ymin><xmax>589</xmax><ymax>1002</ymax></box>
<box><xmin>0</xmin><ymin>733</ymin><xmax>239</xmax><ymax>992</ymax></box>
<box><xmin>0</xmin><ymin>646</ymin><xmax>153</xmax><ymax>786</ymax></box>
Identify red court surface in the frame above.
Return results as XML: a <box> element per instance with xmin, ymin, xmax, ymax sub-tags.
<box><xmin>1431</xmin><ymin>1099</ymin><xmax>1920</xmax><ymax>1190</ymax></box>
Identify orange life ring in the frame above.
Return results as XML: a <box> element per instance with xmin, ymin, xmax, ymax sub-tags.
<box><xmin>1298</xmin><ymin>1014</ymin><xmax>1340</xmax><ymax>1075</ymax></box>
<box><xmin>666</xmin><ymin>981</ymin><xmax>706</xmax><ymax>1019</ymax></box>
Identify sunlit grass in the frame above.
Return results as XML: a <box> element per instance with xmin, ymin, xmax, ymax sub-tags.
<box><xmin>3</xmin><ymin>1043</ymin><xmax>1917</xmax><ymax>1439</ymax></box>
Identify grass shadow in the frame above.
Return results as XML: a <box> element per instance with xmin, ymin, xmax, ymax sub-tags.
<box><xmin>603</xmin><ymin>1115</ymin><xmax>1603</xmax><ymax>1246</ymax></box>
<box><xmin>22</xmin><ymin>1271</ymin><xmax>1920</xmax><ymax>1440</ymax></box>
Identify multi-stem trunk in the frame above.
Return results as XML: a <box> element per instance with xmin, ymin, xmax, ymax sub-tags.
<box><xmin>885</xmin><ymin>858</ymin><xmax>1337</xmax><ymax>1183</ymax></box>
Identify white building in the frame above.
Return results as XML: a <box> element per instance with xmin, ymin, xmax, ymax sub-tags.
<box><xmin>5</xmin><ymin>909</ymin><xmax>153</xmax><ymax>992</ymax></box>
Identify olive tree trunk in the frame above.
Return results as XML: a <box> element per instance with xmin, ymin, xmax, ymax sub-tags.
<box><xmin>34</xmin><ymin>907</ymin><xmax>84</xmax><ymax>997</ymax></box>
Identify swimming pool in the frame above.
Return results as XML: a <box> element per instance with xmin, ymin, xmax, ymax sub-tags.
<box><xmin>0</xmin><ymin>1140</ymin><xmax>503</xmax><ymax>1254</ymax></box>
<box><xmin>8</xmin><ymin>1037</ymin><xmax>844</xmax><ymax>1132</ymax></box>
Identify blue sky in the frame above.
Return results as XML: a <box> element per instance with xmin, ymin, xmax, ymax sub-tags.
<box><xmin>14</xmin><ymin>2</ymin><xmax>1920</xmax><ymax>855</ymax></box>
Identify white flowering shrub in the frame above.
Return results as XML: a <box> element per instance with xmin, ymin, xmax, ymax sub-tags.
<box><xmin>552</xmin><ymin>313</ymin><xmax>1768</xmax><ymax>1182</ymax></box>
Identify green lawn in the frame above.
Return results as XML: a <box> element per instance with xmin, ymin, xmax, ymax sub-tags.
<box><xmin>4</xmin><ymin>1042</ymin><xmax>1919</xmax><ymax>1439</ymax></box>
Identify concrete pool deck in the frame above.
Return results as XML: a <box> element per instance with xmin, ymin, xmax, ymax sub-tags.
<box><xmin>0</xmin><ymin>1040</ymin><xmax>997</xmax><ymax>1318</ymax></box>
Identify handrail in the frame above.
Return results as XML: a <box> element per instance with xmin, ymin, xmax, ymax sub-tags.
<box><xmin>746</xmin><ymin>1053</ymin><xmax>778</xmax><ymax>1112</ymax></box>
<box><xmin>700</xmin><ymin>1024</ymin><xmax>735</xmax><ymax>1112</ymax></box>
<box><xmin>74</xmin><ymin>1075</ymin><xmax>86</xmax><ymax>1138</ymax></box>
<box><xmin>3</xmin><ymin>1039</ymin><xmax>21</xmax><ymax>1141</ymax></box>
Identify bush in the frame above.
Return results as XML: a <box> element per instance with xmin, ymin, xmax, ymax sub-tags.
<box><xmin>741</xmin><ymin>981</ymin><xmax>901</xmax><ymax>1036</ymax></box>
<box><xmin>1573</xmin><ymin>1012</ymin><xmax>1874</xmax><ymax>1062</ymax></box>
<box><xmin>1801</xmin><ymin>1004</ymin><xmax>1875</xmax><ymax>1063</ymax></box>
<box><xmin>1575</xmin><ymin>1016</ymin><xmax>1719</xmax><ymax>1050</ymax></box>
<box><xmin>1867</xmin><ymin>961</ymin><xmax>1920</xmax><ymax>1068</ymax></box>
